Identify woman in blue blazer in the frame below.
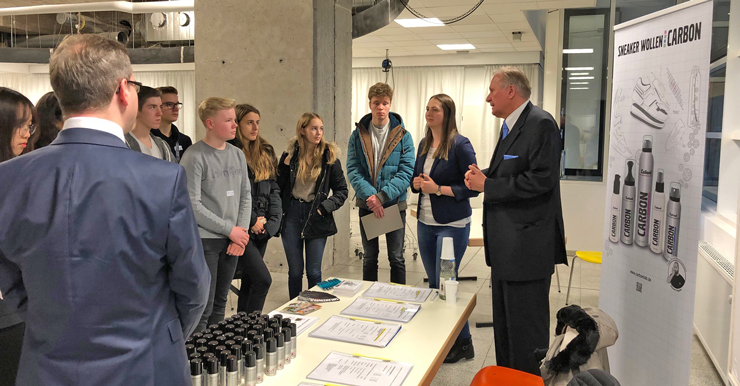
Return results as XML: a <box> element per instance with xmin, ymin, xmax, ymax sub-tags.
<box><xmin>411</xmin><ymin>93</ymin><xmax>479</xmax><ymax>363</ymax></box>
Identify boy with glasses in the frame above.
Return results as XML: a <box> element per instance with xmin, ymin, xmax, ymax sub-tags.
<box><xmin>152</xmin><ymin>86</ymin><xmax>192</xmax><ymax>162</ymax></box>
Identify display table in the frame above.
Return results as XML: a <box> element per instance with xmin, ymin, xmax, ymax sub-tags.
<box><xmin>410</xmin><ymin>208</ymin><xmax>484</xmax><ymax>247</ymax></box>
<box><xmin>262</xmin><ymin>279</ymin><xmax>477</xmax><ymax>386</ymax></box>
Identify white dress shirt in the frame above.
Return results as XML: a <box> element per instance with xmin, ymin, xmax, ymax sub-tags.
<box><xmin>504</xmin><ymin>99</ymin><xmax>530</xmax><ymax>136</ymax></box>
<box><xmin>63</xmin><ymin>117</ymin><xmax>126</xmax><ymax>144</ymax></box>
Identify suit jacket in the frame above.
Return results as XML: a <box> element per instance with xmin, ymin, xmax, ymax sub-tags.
<box><xmin>0</xmin><ymin>128</ymin><xmax>210</xmax><ymax>386</ymax></box>
<box><xmin>410</xmin><ymin>134</ymin><xmax>479</xmax><ymax>224</ymax></box>
<box><xmin>482</xmin><ymin>102</ymin><xmax>567</xmax><ymax>281</ymax></box>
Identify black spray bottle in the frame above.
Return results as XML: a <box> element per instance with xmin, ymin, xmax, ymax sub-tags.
<box><xmin>609</xmin><ymin>174</ymin><xmax>621</xmax><ymax>243</ymax></box>
<box><xmin>663</xmin><ymin>182</ymin><xmax>681</xmax><ymax>261</ymax></box>
<box><xmin>621</xmin><ymin>160</ymin><xmax>636</xmax><ymax>245</ymax></box>
<box><xmin>649</xmin><ymin>170</ymin><xmax>666</xmax><ymax>254</ymax></box>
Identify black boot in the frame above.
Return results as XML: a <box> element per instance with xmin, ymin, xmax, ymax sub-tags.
<box><xmin>444</xmin><ymin>338</ymin><xmax>474</xmax><ymax>363</ymax></box>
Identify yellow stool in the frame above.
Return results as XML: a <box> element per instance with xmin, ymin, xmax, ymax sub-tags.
<box><xmin>565</xmin><ymin>251</ymin><xmax>602</xmax><ymax>305</ymax></box>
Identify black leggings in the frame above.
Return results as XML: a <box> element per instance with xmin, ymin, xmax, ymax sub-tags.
<box><xmin>237</xmin><ymin>237</ymin><xmax>273</xmax><ymax>313</ymax></box>
<box><xmin>0</xmin><ymin>322</ymin><xmax>24</xmax><ymax>385</ymax></box>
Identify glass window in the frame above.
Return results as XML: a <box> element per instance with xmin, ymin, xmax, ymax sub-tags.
<box><xmin>560</xmin><ymin>8</ymin><xmax>610</xmax><ymax>180</ymax></box>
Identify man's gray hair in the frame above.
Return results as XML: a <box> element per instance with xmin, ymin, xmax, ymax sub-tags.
<box><xmin>50</xmin><ymin>34</ymin><xmax>132</xmax><ymax>116</ymax></box>
<box><xmin>494</xmin><ymin>66</ymin><xmax>532</xmax><ymax>100</ymax></box>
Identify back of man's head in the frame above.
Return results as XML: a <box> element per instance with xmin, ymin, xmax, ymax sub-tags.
<box><xmin>50</xmin><ymin>35</ymin><xmax>132</xmax><ymax>117</ymax></box>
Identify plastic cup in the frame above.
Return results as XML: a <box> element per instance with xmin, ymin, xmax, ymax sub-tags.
<box><xmin>444</xmin><ymin>280</ymin><xmax>458</xmax><ymax>304</ymax></box>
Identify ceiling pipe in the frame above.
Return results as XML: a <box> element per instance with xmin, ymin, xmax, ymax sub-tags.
<box><xmin>0</xmin><ymin>1</ymin><xmax>194</xmax><ymax>17</ymax></box>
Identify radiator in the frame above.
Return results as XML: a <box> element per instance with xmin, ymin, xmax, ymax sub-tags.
<box><xmin>695</xmin><ymin>241</ymin><xmax>733</xmax><ymax>385</ymax></box>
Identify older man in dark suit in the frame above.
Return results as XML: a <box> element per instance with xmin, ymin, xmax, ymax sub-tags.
<box><xmin>0</xmin><ymin>35</ymin><xmax>209</xmax><ymax>386</ymax></box>
<box><xmin>466</xmin><ymin>67</ymin><xmax>567</xmax><ymax>375</ymax></box>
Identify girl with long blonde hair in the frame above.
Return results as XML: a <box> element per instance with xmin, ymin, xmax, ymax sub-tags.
<box><xmin>277</xmin><ymin>112</ymin><xmax>348</xmax><ymax>299</ymax></box>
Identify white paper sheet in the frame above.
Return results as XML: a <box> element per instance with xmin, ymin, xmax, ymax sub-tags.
<box><xmin>307</xmin><ymin>351</ymin><xmax>413</xmax><ymax>386</ymax></box>
<box><xmin>308</xmin><ymin>315</ymin><xmax>401</xmax><ymax>348</ymax></box>
<box><xmin>267</xmin><ymin>311</ymin><xmax>319</xmax><ymax>336</ymax></box>
<box><xmin>361</xmin><ymin>281</ymin><xmax>433</xmax><ymax>303</ymax></box>
<box><xmin>360</xmin><ymin>204</ymin><xmax>404</xmax><ymax>240</ymax></box>
<box><xmin>341</xmin><ymin>297</ymin><xmax>421</xmax><ymax>323</ymax></box>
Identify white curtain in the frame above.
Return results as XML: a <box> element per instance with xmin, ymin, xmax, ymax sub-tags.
<box><xmin>478</xmin><ymin>64</ymin><xmax>541</xmax><ymax>167</ymax></box>
<box><xmin>0</xmin><ymin>70</ymin><xmax>197</xmax><ymax>139</ymax></box>
<box><xmin>352</xmin><ymin>66</ymin><xmax>466</xmax><ymax>150</ymax></box>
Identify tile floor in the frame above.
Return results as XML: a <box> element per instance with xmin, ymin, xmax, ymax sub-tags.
<box><xmin>225</xmin><ymin>210</ymin><xmax>725</xmax><ymax>386</ymax></box>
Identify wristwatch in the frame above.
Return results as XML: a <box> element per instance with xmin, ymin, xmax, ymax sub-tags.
<box><xmin>436</xmin><ymin>186</ymin><xmax>442</xmax><ymax>196</ymax></box>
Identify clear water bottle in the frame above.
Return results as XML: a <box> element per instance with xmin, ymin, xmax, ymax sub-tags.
<box><xmin>439</xmin><ymin>237</ymin><xmax>456</xmax><ymax>300</ymax></box>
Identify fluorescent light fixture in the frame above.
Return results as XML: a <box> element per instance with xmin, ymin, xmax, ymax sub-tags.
<box><xmin>570</xmin><ymin>72</ymin><xmax>589</xmax><ymax>76</ymax></box>
<box><xmin>569</xmin><ymin>76</ymin><xmax>595</xmax><ymax>80</ymax></box>
<box><xmin>437</xmin><ymin>44</ymin><xmax>476</xmax><ymax>50</ymax></box>
<box><xmin>395</xmin><ymin>18</ymin><xmax>444</xmax><ymax>28</ymax></box>
<box><xmin>570</xmin><ymin>87</ymin><xmax>589</xmax><ymax>90</ymax></box>
<box><xmin>565</xmin><ymin>67</ymin><xmax>594</xmax><ymax>71</ymax></box>
<box><xmin>570</xmin><ymin>82</ymin><xmax>589</xmax><ymax>85</ymax></box>
<box><xmin>563</xmin><ymin>48</ymin><xmax>594</xmax><ymax>54</ymax></box>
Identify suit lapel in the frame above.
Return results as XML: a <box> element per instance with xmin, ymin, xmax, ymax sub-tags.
<box><xmin>487</xmin><ymin>102</ymin><xmax>532</xmax><ymax>175</ymax></box>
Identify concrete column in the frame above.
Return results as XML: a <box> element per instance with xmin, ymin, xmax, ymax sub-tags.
<box><xmin>195</xmin><ymin>0</ymin><xmax>353</xmax><ymax>273</ymax></box>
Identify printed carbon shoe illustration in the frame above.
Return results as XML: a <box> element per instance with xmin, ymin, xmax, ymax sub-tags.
<box><xmin>610</xmin><ymin>114</ymin><xmax>634</xmax><ymax>158</ymax></box>
<box><xmin>688</xmin><ymin>66</ymin><xmax>701</xmax><ymax>128</ymax></box>
<box><xmin>631</xmin><ymin>76</ymin><xmax>669</xmax><ymax>129</ymax></box>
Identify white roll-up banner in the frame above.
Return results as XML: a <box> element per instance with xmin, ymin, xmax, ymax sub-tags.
<box><xmin>600</xmin><ymin>0</ymin><xmax>713</xmax><ymax>384</ymax></box>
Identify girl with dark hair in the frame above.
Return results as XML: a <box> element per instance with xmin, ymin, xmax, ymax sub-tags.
<box><xmin>411</xmin><ymin>94</ymin><xmax>479</xmax><ymax>363</ymax></box>
<box><xmin>34</xmin><ymin>92</ymin><xmax>63</xmax><ymax>149</ymax></box>
<box><xmin>232</xmin><ymin>104</ymin><xmax>281</xmax><ymax>313</ymax></box>
<box><xmin>277</xmin><ymin>113</ymin><xmax>348</xmax><ymax>299</ymax></box>
<box><xmin>0</xmin><ymin>86</ymin><xmax>36</xmax><ymax>385</ymax></box>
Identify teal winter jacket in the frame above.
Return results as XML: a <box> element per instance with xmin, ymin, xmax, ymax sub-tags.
<box><xmin>346</xmin><ymin>112</ymin><xmax>415</xmax><ymax>210</ymax></box>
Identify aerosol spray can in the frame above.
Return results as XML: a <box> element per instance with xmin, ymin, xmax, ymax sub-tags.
<box><xmin>253</xmin><ymin>343</ymin><xmax>264</xmax><ymax>383</ymax></box>
<box><xmin>244</xmin><ymin>351</ymin><xmax>257</xmax><ymax>386</ymax></box>
<box><xmin>205</xmin><ymin>357</ymin><xmax>219</xmax><ymax>386</ymax></box>
<box><xmin>609</xmin><ymin>174</ymin><xmax>621</xmax><ymax>243</ymax></box>
<box><xmin>225</xmin><ymin>356</ymin><xmax>239</xmax><ymax>386</ymax></box>
<box><xmin>282</xmin><ymin>329</ymin><xmax>292</xmax><ymax>365</ymax></box>
<box><xmin>219</xmin><ymin>350</ymin><xmax>231</xmax><ymax>386</ymax></box>
<box><xmin>276</xmin><ymin>333</ymin><xmax>285</xmax><ymax>370</ymax></box>
<box><xmin>635</xmin><ymin>136</ymin><xmax>653</xmax><ymax>247</ymax></box>
<box><xmin>265</xmin><ymin>338</ymin><xmax>277</xmax><ymax>376</ymax></box>
<box><xmin>621</xmin><ymin>159</ymin><xmax>636</xmax><ymax>245</ymax></box>
<box><xmin>191</xmin><ymin>358</ymin><xmax>203</xmax><ymax>386</ymax></box>
<box><xmin>290</xmin><ymin>323</ymin><xmax>297</xmax><ymax>359</ymax></box>
<box><xmin>663</xmin><ymin>182</ymin><xmax>681</xmax><ymax>261</ymax></box>
<box><xmin>650</xmin><ymin>170</ymin><xmax>666</xmax><ymax>254</ymax></box>
<box><xmin>230</xmin><ymin>345</ymin><xmax>243</xmax><ymax>385</ymax></box>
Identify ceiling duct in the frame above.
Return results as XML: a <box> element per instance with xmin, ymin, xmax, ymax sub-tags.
<box><xmin>17</xmin><ymin>31</ymin><xmax>128</xmax><ymax>48</ymax></box>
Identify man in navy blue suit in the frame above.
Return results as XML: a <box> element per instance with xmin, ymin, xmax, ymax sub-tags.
<box><xmin>0</xmin><ymin>35</ymin><xmax>210</xmax><ymax>385</ymax></box>
<box><xmin>466</xmin><ymin>67</ymin><xmax>566</xmax><ymax>375</ymax></box>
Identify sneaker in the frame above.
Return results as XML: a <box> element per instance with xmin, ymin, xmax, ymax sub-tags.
<box><xmin>631</xmin><ymin>77</ymin><xmax>669</xmax><ymax>129</ymax></box>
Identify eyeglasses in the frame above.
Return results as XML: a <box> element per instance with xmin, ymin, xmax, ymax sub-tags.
<box><xmin>163</xmin><ymin>102</ymin><xmax>183</xmax><ymax>110</ymax></box>
<box><xmin>15</xmin><ymin>123</ymin><xmax>38</xmax><ymax>136</ymax></box>
<box><xmin>117</xmin><ymin>78</ymin><xmax>143</xmax><ymax>94</ymax></box>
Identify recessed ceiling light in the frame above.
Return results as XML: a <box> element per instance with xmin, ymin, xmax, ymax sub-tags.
<box><xmin>563</xmin><ymin>48</ymin><xmax>594</xmax><ymax>54</ymax></box>
<box><xmin>570</xmin><ymin>72</ymin><xmax>589</xmax><ymax>76</ymax></box>
<box><xmin>565</xmin><ymin>67</ymin><xmax>594</xmax><ymax>71</ymax></box>
<box><xmin>570</xmin><ymin>87</ymin><xmax>589</xmax><ymax>90</ymax></box>
<box><xmin>569</xmin><ymin>76</ymin><xmax>595</xmax><ymax>80</ymax></box>
<box><xmin>570</xmin><ymin>82</ymin><xmax>589</xmax><ymax>85</ymax></box>
<box><xmin>437</xmin><ymin>44</ymin><xmax>475</xmax><ymax>50</ymax></box>
<box><xmin>395</xmin><ymin>18</ymin><xmax>444</xmax><ymax>28</ymax></box>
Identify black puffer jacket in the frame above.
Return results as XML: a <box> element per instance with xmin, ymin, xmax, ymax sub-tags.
<box><xmin>247</xmin><ymin>145</ymin><xmax>282</xmax><ymax>241</ymax></box>
<box><xmin>277</xmin><ymin>141</ymin><xmax>348</xmax><ymax>239</ymax></box>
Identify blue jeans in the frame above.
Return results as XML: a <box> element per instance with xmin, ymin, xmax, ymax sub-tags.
<box><xmin>282</xmin><ymin>199</ymin><xmax>327</xmax><ymax>299</ymax></box>
<box><xmin>197</xmin><ymin>238</ymin><xmax>239</xmax><ymax>332</ymax></box>
<box><xmin>359</xmin><ymin>207</ymin><xmax>406</xmax><ymax>284</ymax></box>
<box><xmin>417</xmin><ymin>221</ymin><xmax>471</xmax><ymax>341</ymax></box>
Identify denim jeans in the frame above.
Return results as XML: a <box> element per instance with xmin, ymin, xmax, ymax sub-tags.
<box><xmin>417</xmin><ymin>221</ymin><xmax>471</xmax><ymax>340</ymax></box>
<box><xmin>237</xmin><ymin>237</ymin><xmax>272</xmax><ymax>314</ymax></box>
<box><xmin>281</xmin><ymin>199</ymin><xmax>327</xmax><ymax>299</ymax></box>
<box><xmin>197</xmin><ymin>238</ymin><xmax>240</xmax><ymax>332</ymax></box>
<box><xmin>359</xmin><ymin>207</ymin><xmax>406</xmax><ymax>284</ymax></box>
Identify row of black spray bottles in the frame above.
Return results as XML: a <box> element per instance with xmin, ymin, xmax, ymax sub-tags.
<box><xmin>186</xmin><ymin>311</ymin><xmax>298</xmax><ymax>386</ymax></box>
<box><xmin>609</xmin><ymin>135</ymin><xmax>681</xmax><ymax>260</ymax></box>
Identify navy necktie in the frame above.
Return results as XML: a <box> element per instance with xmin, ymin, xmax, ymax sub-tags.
<box><xmin>502</xmin><ymin>121</ymin><xmax>510</xmax><ymax>139</ymax></box>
